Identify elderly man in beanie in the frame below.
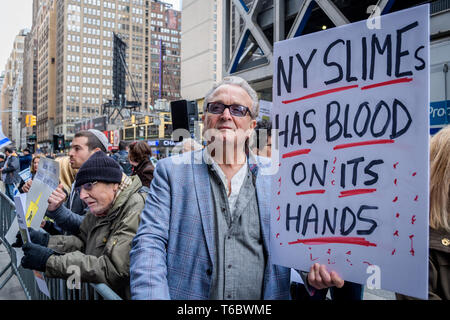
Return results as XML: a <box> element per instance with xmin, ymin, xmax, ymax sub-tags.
<box><xmin>20</xmin><ymin>151</ymin><xmax>146</xmax><ymax>299</ymax></box>
<box><xmin>42</xmin><ymin>129</ymin><xmax>111</xmax><ymax>235</ymax></box>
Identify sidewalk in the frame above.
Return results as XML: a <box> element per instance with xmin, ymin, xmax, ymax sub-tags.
<box><xmin>0</xmin><ymin>244</ymin><xmax>26</xmax><ymax>300</ymax></box>
<box><xmin>363</xmin><ymin>287</ymin><xmax>396</xmax><ymax>300</ymax></box>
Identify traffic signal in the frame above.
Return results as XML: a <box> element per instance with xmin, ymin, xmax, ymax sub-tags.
<box><xmin>25</xmin><ymin>115</ymin><xmax>37</xmax><ymax>127</ymax></box>
<box><xmin>131</xmin><ymin>115</ymin><xmax>136</xmax><ymax>124</ymax></box>
<box><xmin>53</xmin><ymin>134</ymin><xmax>65</xmax><ymax>151</ymax></box>
<box><xmin>145</xmin><ymin>116</ymin><xmax>150</xmax><ymax>124</ymax></box>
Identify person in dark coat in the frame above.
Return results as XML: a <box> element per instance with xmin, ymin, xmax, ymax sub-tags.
<box><xmin>1</xmin><ymin>147</ymin><xmax>22</xmax><ymax>200</ymax></box>
<box><xmin>128</xmin><ymin>141</ymin><xmax>154</xmax><ymax>188</ymax></box>
<box><xmin>19</xmin><ymin>148</ymin><xmax>33</xmax><ymax>171</ymax></box>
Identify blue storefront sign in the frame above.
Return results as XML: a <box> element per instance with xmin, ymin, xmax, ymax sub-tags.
<box><xmin>430</xmin><ymin>100</ymin><xmax>449</xmax><ymax>135</ymax></box>
<box><xmin>147</xmin><ymin>140</ymin><xmax>159</xmax><ymax>147</ymax></box>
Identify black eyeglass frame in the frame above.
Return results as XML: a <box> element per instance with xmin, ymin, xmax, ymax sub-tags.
<box><xmin>79</xmin><ymin>181</ymin><xmax>99</xmax><ymax>192</ymax></box>
<box><xmin>206</xmin><ymin>102</ymin><xmax>252</xmax><ymax>118</ymax></box>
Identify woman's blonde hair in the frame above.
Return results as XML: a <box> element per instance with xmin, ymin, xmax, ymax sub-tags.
<box><xmin>55</xmin><ymin>156</ymin><xmax>77</xmax><ymax>195</ymax></box>
<box><xmin>429</xmin><ymin>125</ymin><xmax>450</xmax><ymax>232</ymax></box>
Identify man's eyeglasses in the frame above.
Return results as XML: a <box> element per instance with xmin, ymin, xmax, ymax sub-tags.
<box><xmin>206</xmin><ymin>102</ymin><xmax>251</xmax><ymax>118</ymax></box>
<box><xmin>80</xmin><ymin>181</ymin><xmax>98</xmax><ymax>191</ymax></box>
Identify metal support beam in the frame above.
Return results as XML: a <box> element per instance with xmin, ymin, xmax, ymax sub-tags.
<box><xmin>274</xmin><ymin>0</ymin><xmax>285</xmax><ymax>42</ymax></box>
<box><xmin>315</xmin><ymin>0</ymin><xmax>350</xmax><ymax>26</ymax></box>
<box><xmin>227</xmin><ymin>0</ymin><xmax>273</xmax><ymax>74</ymax></box>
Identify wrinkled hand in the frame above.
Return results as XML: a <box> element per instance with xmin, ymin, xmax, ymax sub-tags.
<box><xmin>21</xmin><ymin>180</ymin><xmax>33</xmax><ymax>193</ymax></box>
<box><xmin>21</xmin><ymin>242</ymin><xmax>55</xmax><ymax>272</ymax></box>
<box><xmin>47</xmin><ymin>184</ymin><xmax>66</xmax><ymax>212</ymax></box>
<box><xmin>307</xmin><ymin>263</ymin><xmax>344</xmax><ymax>290</ymax></box>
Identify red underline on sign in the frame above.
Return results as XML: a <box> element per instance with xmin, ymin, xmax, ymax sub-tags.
<box><xmin>288</xmin><ymin>237</ymin><xmax>377</xmax><ymax>247</ymax></box>
<box><xmin>281</xmin><ymin>148</ymin><xmax>311</xmax><ymax>159</ymax></box>
<box><xmin>333</xmin><ymin>139</ymin><xmax>394</xmax><ymax>150</ymax></box>
<box><xmin>296</xmin><ymin>189</ymin><xmax>326</xmax><ymax>196</ymax></box>
<box><xmin>282</xmin><ymin>85</ymin><xmax>359</xmax><ymax>104</ymax></box>
<box><xmin>360</xmin><ymin>77</ymin><xmax>413</xmax><ymax>90</ymax></box>
<box><xmin>338</xmin><ymin>188</ymin><xmax>377</xmax><ymax>198</ymax></box>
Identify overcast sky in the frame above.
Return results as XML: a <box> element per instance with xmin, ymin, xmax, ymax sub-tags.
<box><xmin>0</xmin><ymin>0</ymin><xmax>181</xmax><ymax>74</ymax></box>
<box><xmin>0</xmin><ymin>1</ymin><xmax>33</xmax><ymax>72</ymax></box>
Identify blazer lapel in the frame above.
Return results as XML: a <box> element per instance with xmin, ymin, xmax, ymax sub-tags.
<box><xmin>191</xmin><ymin>150</ymin><xmax>216</xmax><ymax>267</ymax></box>
<box><xmin>255</xmin><ymin>171</ymin><xmax>271</xmax><ymax>255</ymax></box>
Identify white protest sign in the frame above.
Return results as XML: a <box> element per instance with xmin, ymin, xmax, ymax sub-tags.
<box><xmin>19</xmin><ymin>167</ymin><xmax>32</xmax><ymax>183</ymax></box>
<box><xmin>13</xmin><ymin>193</ymin><xmax>50</xmax><ymax>298</ymax></box>
<box><xmin>25</xmin><ymin>157</ymin><xmax>60</xmax><ymax>230</ymax></box>
<box><xmin>14</xmin><ymin>194</ymin><xmax>30</xmax><ymax>244</ymax></box>
<box><xmin>6</xmin><ymin>158</ymin><xmax>60</xmax><ymax>261</ymax></box>
<box><xmin>33</xmin><ymin>270</ymin><xmax>51</xmax><ymax>298</ymax></box>
<box><xmin>271</xmin><ymin>5</ymin><xmax>429</xmax><ymax>299</ymax></box>
<box><xmin>258</xmin><ymin>100</ymin><xmax>272</xmax><ymax>121</ymax></box>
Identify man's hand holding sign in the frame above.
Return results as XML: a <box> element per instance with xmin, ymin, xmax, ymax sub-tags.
<box><xmin>271</xmin><ymin>5</ymin><xmax>429</xmax><ymax>299</ymax></box>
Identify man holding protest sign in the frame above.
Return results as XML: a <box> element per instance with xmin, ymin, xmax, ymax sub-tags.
<box><xmin>130</xmin><ymin>76</ymin><xmax>343</xmax><ymax>300</ymax></box>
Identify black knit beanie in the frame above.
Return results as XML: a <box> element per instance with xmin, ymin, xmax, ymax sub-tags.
<box><xmin>75</xmin><ymin>151</ymin><xmax>122</xmax><ymax>188</ymax></box>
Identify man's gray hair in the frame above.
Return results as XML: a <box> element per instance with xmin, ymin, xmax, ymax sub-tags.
<box><xmin>204</xmin><ymin>76</ymin><xmax>259</xmax><ymax>119</ymax></box>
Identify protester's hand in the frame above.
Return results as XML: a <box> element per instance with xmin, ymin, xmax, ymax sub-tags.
<box><xmin>21</xmin><ymin>242</ymin><xmax>55</xmax><ymax>272</ymax></box>
<box><xmin>11</xmin><ymin>231</ymin><xmax>24</xmax><ymax>248</ymax></box>
<box><xmin>11</xmin><ymin>228</ymin><xmax>49</xmax><ymax>248</ymax></box>
<box><xmin>307</xmin><ymin>263</ymin><xmax>344</xmax><ymax>290</ymax></box>
<box><xmin>21</xmin><ymin>180</ymin><xmax>33</xmax><ymax>193</ymax></box>
<box><xmin>47</xmin><ymin>184</ymin><xmax>66</xmax><ymax>211</ymax></box>
<box><xmin>28</xmin><ymin>228</ymin><xmax>50</xmax><ymax>247</ymax></box>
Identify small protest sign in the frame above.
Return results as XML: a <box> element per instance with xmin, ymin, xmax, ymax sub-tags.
<box><xmin>6</xmin><ymin>158</ymin><xmax>60</xmax><ymax>266</ymax></box>
<box><xmin>19</xmin><ymin>167</ymin><xmax>32</xmax><ymax>183</ymax></box>
<box><xmin>14</xmin><ymin>194</ymin><xmax>50</xmax><ymax>298</ymax></box>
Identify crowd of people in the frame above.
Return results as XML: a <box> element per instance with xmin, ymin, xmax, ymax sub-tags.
<box><xmin>0</xmin><ymin>76</ymin><xmax>448</xmax><ymax>300</ymax></box>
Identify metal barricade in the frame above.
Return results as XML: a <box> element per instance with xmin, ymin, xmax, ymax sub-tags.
<box><xmin>0</xmin><ymin>190</ymin><xmax>31</xmax><ymax>298</ymax></box>
<box><xmin>0</xmin><ymin>190</ymin><xmax>122</xmax><ymax>300</ymax></box>
<box><xmin>31</xmin><ymin>279</ymin><xmax>122</xmax><ymax>300</ymax></box>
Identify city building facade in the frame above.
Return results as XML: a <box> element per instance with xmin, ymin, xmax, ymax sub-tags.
<box><xmin>26</xmin><ymin>0</ymin><xmax>181</xmax><ymax>152</ymax></box>
<box><xmin>180</xmin><ymin>0</ymin><xmax>222</xmax><ymax>113</ymax></box>
<box><xmin>21</xmin><ymin>25</ymin><xmax>39</xmax><ymax>151</ymax></box>
<box><xmin>0</xmin><ymin>29</ymin><xmax>29</xmax><ymax>147</ymax></box>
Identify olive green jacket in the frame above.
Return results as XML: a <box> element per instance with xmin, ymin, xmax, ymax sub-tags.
<box><xmin>45</xmin><ymin>175</ymin><xmax>146</xmax><ymax>299</ymax></box>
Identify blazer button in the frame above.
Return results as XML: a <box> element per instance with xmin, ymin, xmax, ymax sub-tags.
<box><xmin>442</xmin><ymin>238</ymin><xmax>450</xmax><ymax>246</ymax></box>
<box><xmin>206</xmin><ymin>269</ymin><xmax>212</xmax><ymax>276</ymax></box>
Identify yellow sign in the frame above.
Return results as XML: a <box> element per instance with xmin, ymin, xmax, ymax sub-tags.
<box><xmin>26</xmin><ymin>193</ymin><xmax>42</xmax><ymax>227</ymax></box>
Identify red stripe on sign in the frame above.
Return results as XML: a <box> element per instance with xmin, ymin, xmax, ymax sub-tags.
<box><xmin>288</xmin><ymin>237</ymin><xmax>377</xmax><ymax>247</ymax></box>
<box><xmin>282</xmin><ymin>85</ymin><xmax>359</xmax><ymax>104</ymax></box>
<box><xmin>333</xmin><ymin>139</ymin><xmax>394</xmax><ymax>150</ymax></box>
<box><xmin>281</xmin><ymin>148</ymin><xmax>311</xmax><ymax>159</ymax></box>
<box><xmin>361</xmin><ymin>77</ymin><xmax>413</xmax><ymax>90</ymax></box>
<box><xmin>296</xmin><ymin>189</ymin><xmax>326</xmax><ymax>196</ymax></box>
<box><xmin>338</xmin><ymin>188</ymin><xmax>377</xmax><ymax>198</ymax></box>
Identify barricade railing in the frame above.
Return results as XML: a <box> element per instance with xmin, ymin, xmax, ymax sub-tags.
<box><xmin>0</xmin><ymin>190</ymin><xmax>29</xmax><ymax>297</ymax></box>
<box><xmin>0</xmin><ymin>190</ymin><xmax>122</xmax><ymax>300</ymax></box>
